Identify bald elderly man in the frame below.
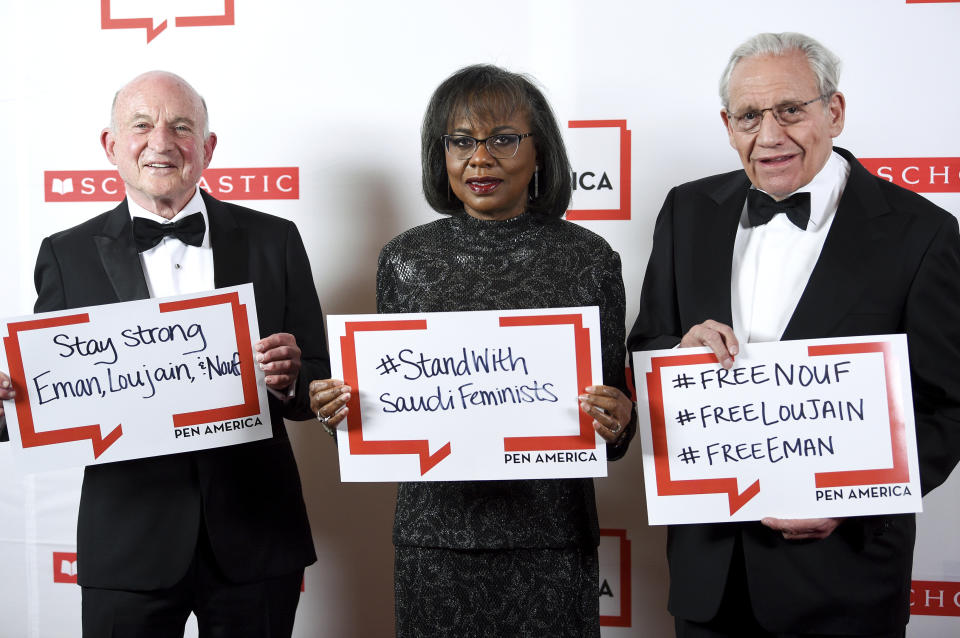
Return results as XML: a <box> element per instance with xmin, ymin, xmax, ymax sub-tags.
<box><xmin>0</xmin><ymin>71</ymin><xmax>329</xmax><ymax>637</ymax></box>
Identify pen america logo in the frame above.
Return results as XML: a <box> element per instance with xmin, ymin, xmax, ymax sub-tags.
<box><xmin>859</xmin><ymin>157</ymin><xmax>960</xmax><ymax>193</ymax></box>
<box><xmin>565</xmin><ymin>120</ymin><xmax>632</xmax><ymax>221</ymax></box>
<box><xmin>101</xmin><ymin>0</ymin><xmax>235</xmax><ymax>43</ymax></box>
<box><xmin>598</xmin><ymin>529</ymin><xmax>632</xmax><ymax>627</ymax></box>
<box><xmin>44</xmin><ymin>168</ymin><xmax>299</xmax><ymax>202</ymax></box>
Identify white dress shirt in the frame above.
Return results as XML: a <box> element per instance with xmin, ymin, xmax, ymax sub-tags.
<box><xmin>128</xmin><ymin>190</ymin><xmax>297</xmax><ymax>399</ymax></box>
<box><xmin>730</xmin><ymin>151</ymin><xmax>851</xmax><ymax>344</ymax></box>
<box><xmin>128</xmin><ymin>188</ymin><xmax>214</xmax><ymax>298</ymax></box>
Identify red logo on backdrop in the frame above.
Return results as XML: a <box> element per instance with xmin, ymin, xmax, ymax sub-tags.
<box><xmin>598</xmin><ymin>529</ymin><xmax>632</xmax><ymax>627</ymax></box>
<box><xmin>44</xmin><ymin>168</ymin><xmax>299</xmax><ymax>202</ymax></box>
<box><xmin>101</xmin><ymin>0</ymin><xmax>235</xmax><ymax>43</ymax></box>
<box><xmin>52</xmin><ymin>552</ymin><xmax>78</xmax><ymax>584</ymax></box>
<box><xmin>566</xmin><ymin>120</ymin><xmax>632</xmax><ymax>221</ymax></box>
<box><xmin>859</xmin><ymin>158</ymin><xmax>960</xmax><ymax>193</ymax></box>
<box><xmin>911</xmin><ymin>581</ymin><xmax>960</xmax><ymax>616</ymax></box>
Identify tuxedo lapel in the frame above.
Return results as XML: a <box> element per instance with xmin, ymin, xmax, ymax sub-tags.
<box><xmin>782</xmin><ymin>148</ymin><xmax>895</xmax><ymax>340</ymax></box>
<box><xmin>691</xmin><ymin>172</ymin><xmax>750</xmax><ymax>327</ymax></box>
<box><xmin>204</xmin><ymin>191</ymin><xmax>250</xmax><ymax>288</ymax></box>
<box><xmin>93</xmin><ymin>201</ymin><xmax>150</xmax><ymax>302</ymax></box>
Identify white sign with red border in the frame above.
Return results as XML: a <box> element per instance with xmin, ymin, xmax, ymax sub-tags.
<box><xmin>0</xmin><ymin>284</ymin><xmax>271</xmax><ymax>472</ymax></box>
<box><xmin>632</xmin><ymin>334</ymin><xmax>922</xmax><ymax>524</ymax></box>
<box><xmin>328</xmin><ymin>307</ymin><xmax>606</xmax><ymax>481</ymax></box>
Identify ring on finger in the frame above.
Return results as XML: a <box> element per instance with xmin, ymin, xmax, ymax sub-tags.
<box><xmin>316</xmin><ymin>410</ymin><xmax>336</xmax><ymax>437</ymax></box>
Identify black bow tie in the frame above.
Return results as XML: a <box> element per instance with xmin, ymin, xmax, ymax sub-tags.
<box><xmin>133</xmin><ymin>213</ymin><xmax>206</xmax><ymax>252</ymax></box>
<box><xmin>746</xmin><ymin>190</ymin><xmax>811</xmax><ymax>230</ymax></box>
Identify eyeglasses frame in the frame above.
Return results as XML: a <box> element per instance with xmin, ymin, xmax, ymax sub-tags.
<box><xmin>441</xmin><ymin>132</ymin><xmax>534</xmax><ymax>160</ymax></box>
<box><xmin>726</xmin><ymin>93</ymin><xmax>833</xmax><ymax>134</ymax></box>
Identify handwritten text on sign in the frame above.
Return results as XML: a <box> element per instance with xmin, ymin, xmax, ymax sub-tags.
<box><xmin>633</xmin><ymin>335</ymin><xmax>921</xmax><ymax>524</ymax></box>
<box><xmin>0</xmin><ymin>284</ymin><xmax>271</xmax><ymax>472</ymax></box>
<box><xmin>328</xmin><ymin>307</ymin><xmax>606</xmax><ymax>481</ymax></box>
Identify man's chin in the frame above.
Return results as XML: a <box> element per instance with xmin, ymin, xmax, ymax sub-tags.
<box><xmin>752</xmin><ymin>175</ymin><xmax>803</xmax><ymax>199</ymax></box>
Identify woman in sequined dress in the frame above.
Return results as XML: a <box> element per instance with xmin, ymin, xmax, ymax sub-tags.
<box><xmin>311</xmin><ymin>64</ymin><xmax>635</xmax><ymax>637</ymax></box>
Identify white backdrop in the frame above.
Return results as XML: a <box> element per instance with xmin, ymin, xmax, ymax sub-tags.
<box><xmin>1</xmin><ymin>1</ymin><xmax>959</xmax><ymax>636</ymax></box>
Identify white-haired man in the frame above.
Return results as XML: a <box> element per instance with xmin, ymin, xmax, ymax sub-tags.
<box><xmin>629</xmin><ymin>33</ymin><xmax>960</xmax><ymax>637</ymax></box>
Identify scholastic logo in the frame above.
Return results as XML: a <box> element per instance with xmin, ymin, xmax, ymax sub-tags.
<box><xmin>598</xmin><ymin>529</ymin><xmax>632</xmax><ymax>627</ymax></box>
<box><xmin>566</xmin><ymin>120</ymin><xmax>632</xmax><ymax>221</ymax></box>
<box><xmin>859</xmin><ymin>157</ymin><xmax>960</xmax><ymax>193</ymax></box>
<box><xmin>101</xmin><ymin>0</ymin><xmax>235</xmax><ymax>43</ymax></box>
<box><xmin>911</xmin><ymin>580</ymin><xmax>960</xmax><ymax>616</ymax></box>
<box><xmin>52</xmin><ymin>551</ymin><xmax>78</xmax><ymax>584</ymax></box>
<box><xmin>44</xmin><ymin>168</ymin><xmax>299</xmax><ymax>202</ymax></box>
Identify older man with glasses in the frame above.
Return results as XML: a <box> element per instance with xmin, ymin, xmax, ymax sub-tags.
<box><xmin>629</xmin><ymin>32</ymin><xmax>960</xmax><ymax>638</ymax></box>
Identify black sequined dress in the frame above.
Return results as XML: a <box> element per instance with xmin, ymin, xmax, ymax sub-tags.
<box><xmin>376</xmin><ymin>212</ymin><xmax>631</xmax><ymax>638</ymax></box>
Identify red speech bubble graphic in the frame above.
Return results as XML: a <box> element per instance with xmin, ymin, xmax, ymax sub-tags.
<box><xmin>101</xmin><ymin>0</ymin><xmax>235</xmax><ymax>43</ymax></box>
<box><xmin>499</xmin><ymin>314</ymin><xmax>596</xmax><ymax>452</ymax></box>
<box><xmin>340</xmin><ymin>313</ymin><xmax>595</xmax><ymax>476</ymax></box>
<box><xmin>566</xmin><ymin>120</ymin><xmax>632</xmax><ymax>221</ymax></box>
<box><xmin>807</xmin><ymin>342</ymin><xmax>909</xmax><ymax>487</ymax></box>
<box><xmin>340</xmin><ymin>319</ymin><xmax>449</xmax><ymax>476</ymax></box>
<box><xmin>4</xmin><ymin>314</ymin><xmax>124</xmax><ymax>459</ymax></box>
<box><xmin>645</xmin><ymin>342</ymin><xmax>907</xmax><ymax>515</ymax></box>
<box><xmin>2</xmin><ymin>291</ymin><xmax>258</xmax><ymax>460</ymax></box>
<box><xmin>598</xmin><ymin>528</ymin><xmax>632</xmax><ymax>627</ymax></box>
<box><xmin>159</xmin><ymin>291</ymin><xmax>260</xmax><ymax>428</ymax></box>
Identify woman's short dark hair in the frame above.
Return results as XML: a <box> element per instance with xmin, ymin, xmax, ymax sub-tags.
<box><xmin>421</xmin><ymin>64</ymin><xmax>572</xmax><ymax>219</ymax></box>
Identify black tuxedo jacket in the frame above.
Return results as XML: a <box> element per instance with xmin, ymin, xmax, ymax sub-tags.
<box><xmin>628</xmin><ymin>148</ymin><xmax>960</xmax><ymax>633</ymax></box>
<box><xmin>33</xmin><ymin>190</ymin><xmax>330</xmax><ymax>590</ymax></box>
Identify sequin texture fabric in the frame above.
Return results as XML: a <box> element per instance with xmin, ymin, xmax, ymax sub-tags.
<box><xmin>377</xmin><ymin>212</ymin><xmax>630</xmax><ymax>636</ymax></box>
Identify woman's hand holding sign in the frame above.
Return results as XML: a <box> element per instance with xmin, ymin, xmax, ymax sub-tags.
<box><xmin>580</xmin><ymin>385</ymin><xmax>633</xmax><ymax>444</ymax></box>
<box><xmin>309</xmin><ymin>379</ymin><xmax>351</xmax><ymax>436</ymax></box>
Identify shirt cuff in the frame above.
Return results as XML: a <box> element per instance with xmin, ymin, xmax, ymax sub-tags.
<box><xmin>266</xmin><ymin>375</ymin><xmax>298</xmax><ymax>403</ymax></box>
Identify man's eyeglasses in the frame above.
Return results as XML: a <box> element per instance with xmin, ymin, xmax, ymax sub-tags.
<box><xmin>726</xmin><ymin>93</ymin><xmax>832</xmax><ymax>134</ymax></box>
<box><xmin>442</xmin><ymin>133</ymin><xmax>534</xmax><ymax>160</ymax></box>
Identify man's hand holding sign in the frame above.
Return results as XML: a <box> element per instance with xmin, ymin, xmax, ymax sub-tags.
<box><xmin>678</xmin><ymin>320</ymin><xmax>842</xmax><ymax>539</ymax></box>
<box><xmin>255</xmin><ymin>331</ymin><xmax>303</xmax><ymax>391</ymax></box>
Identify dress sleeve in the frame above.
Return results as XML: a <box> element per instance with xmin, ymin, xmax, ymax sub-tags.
<box><xmin>596</xmin><ymin>247</ymin><xmax>634</xmax><ymax>461</ymax></box>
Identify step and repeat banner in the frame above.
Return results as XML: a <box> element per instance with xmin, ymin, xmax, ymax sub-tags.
<box><xmin>1</xmin><ymin>1</ymin><xmax>959</xmax><ymax>636</ymax></box>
